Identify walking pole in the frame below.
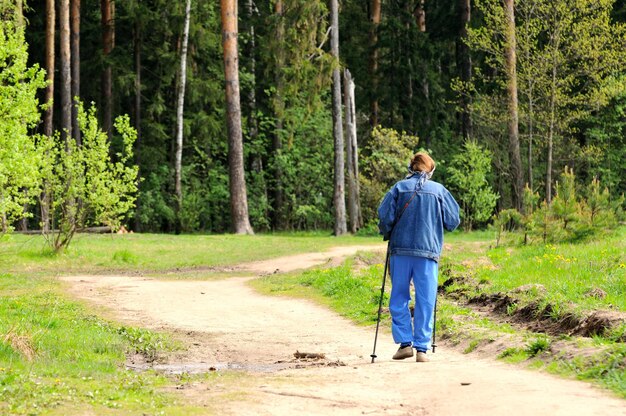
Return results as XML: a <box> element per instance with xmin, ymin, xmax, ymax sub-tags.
<box><xmin>431</xmin><ymin>294</ymin><xmax>438</xmax><ymax>353</ymax></box>
<box><xmin>370</xmin><ymin>242</ymin><xmax>391</xmax><ymax>363</ymax></box>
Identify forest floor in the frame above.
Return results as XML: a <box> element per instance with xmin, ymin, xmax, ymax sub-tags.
<box><xmin>59</xmin><ymin>245</ymin><xmax>626</xmax><ymax>416</ymax></box>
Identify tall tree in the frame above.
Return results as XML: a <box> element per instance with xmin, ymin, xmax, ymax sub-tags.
<box><xmin>368</xmin><ymin>0</ymin><xmax>381</xmax><ymax>128</ymax></box>
<box><xmin>44</xmin><ymin>0</ymin><xmax>55</xmax><ymax>139</ymax></box>
<box><xmin>174</xmin><ymin>0</ymin><xmax>191</xmax><ymax>232</ymax></box>
<box><xmin>71</xmin><ymin>0</ymin><xmax>81</xmax><ymax>144</ymax></box>
<box><xmin>101</xmin><ymin>0</ymin><xmax>114</xmax><ymax>138</ymax></box>
<box><xmin>457</xmin><ymin>0</ymin><xmax>472</xmax><ymax>140</ymax></box>
<box><xmin>344</xmin><ymin>69</ymin><xmax>361</xmax><ymax>233</ymax></box>
<box><xmin>15</xmin><ymin>0</ymin><xmax>23</xmax><ymax>26</ymax></box>
<box><xmin>42</xmin><ymin>0</ymin><xmax>56</xmax><ymax>232</ymax></box>
<box><xmin>221</xmin><ymin>0</ymin><xmax>253</xmax><ymax>234</ymax></box>
<box><xmin>271</xmin><ymin>0</ymin><xmax>286</xmax><ymax>229</ymax></box>
<box><xmin>504</xmin><ymin>0</ymin><xmax>523</xmax><ymax>210</ymax></box>
<box><xmin>330</xmin><ymin>0</ymin><xmax>347</xmax><ymax>235</ymax></box>
<box><xmin>60</xmin><ymin>0</ymin><xmax>72</xmax><ymax>142</ymax></box>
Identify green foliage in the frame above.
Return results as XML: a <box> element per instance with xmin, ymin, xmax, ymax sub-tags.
<box><xmin>492</xmin><ymin>208</ymin><xmax>522</xmax><ymax>247</ymax></box>
<box><xmin>468</xmin><ymin>0</ymin><xmax>626</xmax><ymax>204</ymax></box>
<box><xmin>448</xmin><ymin>140</ymin><xmax>499</xmax><ymax>231</ymax></box>
<box><xmin>503</xmin><ymin>167</ymin><xmax>625</xmax><ymax>244</ymax></box>
<box><xmin>0</xmin><ymin>232</ymin><xmax>382</xmax><ymax>275</ymax></box>
<box><xmin>359</xmin><ymin>127</ymin><xmax>419</xmax><ymax>224</ymax></box>
<box><xmin>40</xmin><ymin>103</ymin><xmax>139</xmax><ymax>251</ymax></box>
<box><xmin>551</xmin><ymin>166</ymin><xmax>582</xmax><ymax>236</ymax></box>
<box><xmin>526</xmin><ymin>335</ymin><xmax>551</xmax><ymax>357</ymax></box>
<box><xmin>0</xmin><ymin>19</ymin><xmax>46</xmax><ymax>231</ymax></box>
<box><xmin>0</xmin><ymin>274</ymin><xmax>178</xmax><ymax>414</ymax></box>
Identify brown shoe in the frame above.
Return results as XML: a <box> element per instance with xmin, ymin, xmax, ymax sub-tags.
<box><xmin>415</xmin><ymin>351</ymin><xmax>429</xmax><ymax>362</ymax></box>
<box><xmin>392</xmin><ymin>346</ymin><xmax>414</xmax><ymax>360</ymax></box>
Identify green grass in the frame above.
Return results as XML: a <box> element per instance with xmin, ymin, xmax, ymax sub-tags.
<box><xmin>472</xmin><ymin>227</ymin><xmax>626</xmax><ymax>313</ymax></box>
<box><xmin>2</xmin><ymin>228</ymin><xmax>626</xmax><ymax>411</ymax></box>
<box><xmin>0</xmin><ymin>232</ymin><xmax>381</xmax><ymax>275</ymax></box>
<box><xmin>252</xmin><ymin>226</ymin><xmax>626</xmax><ymax>399</ymax></box>
<box><xmin>0</xmin><ymin>231</ymin><xmax>381</xmax><ymax>414</ymax></box>
<box><xmin>0</xmin><ymin>273</ymin><xmax>194</xmax><ymax>415</ymax></box>
<box><xmin>252</xmin><ymin>258</ymin><xmax>387</xmax><ymax>325</ymax></box>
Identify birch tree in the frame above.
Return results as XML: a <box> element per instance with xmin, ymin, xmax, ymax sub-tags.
<box><xmin>330</xmin><ymin>0</ymin><xmax>347</xmax><ymax>235</ymax></box>
<box><xmin>344</xmin><ymin>69</ymin><xmax>361</xmax><ymax>233</ymax></box>
<box><xmin>174</xmin><ymin>0</ymin><xmax>191</xmax><ymax>232</ymax></box>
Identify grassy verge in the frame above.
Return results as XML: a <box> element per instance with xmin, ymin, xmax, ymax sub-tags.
<box><xmin>252</xmin><ymin>227</ymin><xmax>626</xmax><ymax>399</ymax></box>
<box><xmin>0</xmin><ymin>231</ymin><xmax>380</xmax><ymax>414</ymax></box>
<box><xmin>0</xmin><ymin>232</ymin><xmax>380</xmax><ymax>276</ymax></box>
<box><xmin>0</xmin><ymin>273</ymin><xmax>209</xmax><ymax>415</ymax></box>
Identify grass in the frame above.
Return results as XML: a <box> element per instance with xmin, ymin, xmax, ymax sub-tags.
<box><xmin>0</xmin><ymin>273</ymin><xmax>193</xmax><ymax>415</ymax></box>
<box><xmin>472</xmin><ymin>226</ymin><xmax>626</xmax><ymax>313</ymax></box>
<box><xmin>2</xmin><ymin>227</ymin><xmax>626</xmax><ymax>412</ymax></box>
<box><xmin>252</xmin><ymin>226</ymin><xmax>626</xmax><ymax>399</ymax></box>
<box><xmin>0</xmin><ymin>231</ymin><xmax>380</xmax><ymax>415</ymax></box>
<box><xmin>251</xmin><ymin>259</ymin><xmax>387</xmax><ymax>325</ymax></box>
<box><xmin>0</xmin><ymin>232</ymin><xmax>381</xmax><ymax>275</ymax></box>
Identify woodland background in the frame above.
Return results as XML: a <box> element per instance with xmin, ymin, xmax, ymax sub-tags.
<box><xmin>4</xmin><ymin>0</ymin><xmax>626</xmax><ymax>238</ymax></box>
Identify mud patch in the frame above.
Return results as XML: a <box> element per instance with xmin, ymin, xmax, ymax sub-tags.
<box><xmin>441</xmin><ymin>272</ymin><xmax>626</xmax><ymax>339</ymax></box>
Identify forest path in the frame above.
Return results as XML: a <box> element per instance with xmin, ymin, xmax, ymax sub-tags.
<box><xmin>59</xmin><ymin>245</ymin><xmax>626</xmax><ymax>416</ymax></box>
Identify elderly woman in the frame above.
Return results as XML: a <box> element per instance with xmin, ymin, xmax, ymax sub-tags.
<box><xmin>378</xmin><ymin>152</ymin><xmax>460</xmax><ymax>362</ymax></box>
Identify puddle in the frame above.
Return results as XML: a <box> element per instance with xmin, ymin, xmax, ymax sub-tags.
<box><xmin>127</xmin><ymin>361</ymin><xmax>292</xmax><ymax>374</ymax></box>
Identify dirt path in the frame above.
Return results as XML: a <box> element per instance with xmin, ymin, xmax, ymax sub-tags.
<box><xmin>60</xmin><ymin>246</ymin><xmax>626</xmax><ymax>416</ymax></box>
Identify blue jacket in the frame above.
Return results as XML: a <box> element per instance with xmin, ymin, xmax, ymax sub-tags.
<box><xmin>378</xmin><ymin>174</ymin><xmax>461</xmax><ymax>262</ymax></box>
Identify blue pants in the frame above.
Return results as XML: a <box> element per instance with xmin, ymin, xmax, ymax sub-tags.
<box><xmin>389</xmin><ymin>255</ymin><xmax>438</xmax><ymax>352</ymax></box>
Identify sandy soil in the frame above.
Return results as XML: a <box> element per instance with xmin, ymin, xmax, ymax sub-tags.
<box><xmin>59</xmin><ymin>245</ymin><xmax>626</xmax><ymax>416</ymax></box>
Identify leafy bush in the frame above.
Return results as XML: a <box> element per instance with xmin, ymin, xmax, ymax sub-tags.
<box><xmin>448</xmin><ymin>140</ymin><xmax>499</xmax><ymax>231</ymax></box>
<box><xmin>0</xmin><ymin>20</ymin><xmax>46</xmax><ymax>231</ymax></box>
<box><xmin>40</xmin><ymin>103</ymin><xmax>139</xmax><ymax>251</ymax></box>
<box><xmin>359</xmin><ymin>127</ymin><xmax>419</xmax><ymax>225</ymax></box>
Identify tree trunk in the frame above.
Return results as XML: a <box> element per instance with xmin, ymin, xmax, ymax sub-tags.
<box><xmin>101</xmin><ymin>0</ymin><xmax>114</xmax><ymax>139</ymax></box>
<box><xmin>133</xmin><ymin>17</ymin><xmax>142</xmax><ymax>232</ymax></box>
<box><xmin>414</xmin><ymin>0</ymin><xmax>426</xmax><ymax>31</ymax></box>
<box><xmin>42</xmin><ymin>0</ymin><xmax>55</xmax><ymax>233</ymax></box>
<box><xmin>272</xmin><ymin>0</ymin><xmax>286</xmax><ymax>229</ymax></box>
<box><xmin>458</xmin><ymin>0</ymin><xmax>472</xmax><ymax>140</ymax></box>
<box><xmin>547</xmin><ymin>59</ymin><xmax>557</xmax><ymax>204</ymax></box>
<box><xmin>174</xmin><ymin>0</ymin><xmax>191</xmax><ymax>233</ymax></box>
<box><xmin>330</xmin><ymin>0</ymin><xmax>347</xmax><ymax>236</ymax></box>
<box><xmin>414</xmin><ymin>1</ymin><xmax>431</xmax><ymax>147</ymax></box>
<box><xmin>368</xmin><ymin>0</ymin><xmax>381</xmax><ymax>128</ymax></box>
<box><xmin>525</xmin><ymin>15</ymin><xmax>534</xmax><ymax>192</ymax></box>
<box><xmin>246</xmin><ymin>0</ymin><xmax>268</xmax><ymax>224</ymax></box>
<box><xmin>246</xmin><ymin>0</ymin><xmax>258</xmax><ymax>143</ymax></box>
<box><xmin>44</xmin><ymin>0</ymin><xmax>56</xmax><ymax>139</ymax></box>
<box><xmin>344</xmin><ymin>69</ymin><xmax>361</xmax><ymax>233</ymax></box>
<box><xmin>60</xmin><ymin>0</ymin><xmax>72</xmax><ymax>143</ymax></box>
<box><xmin>221</xmin><ymin>0</ymin><xmax>254</xmax><ymax>235</ymax></box>
<box><xmin>504</xmin><ymin>0</ymin><xmax>523</xmax><ymax>211</ymax></box>
<box><xmin>16</xmin><ymin>0</ymin><xmax>23</xmax><ymax>26</ymax></box>
<box><xmin>71</xmin><ymin>0</ymin><xmax>81</xmax><ymax>145</ymax></box>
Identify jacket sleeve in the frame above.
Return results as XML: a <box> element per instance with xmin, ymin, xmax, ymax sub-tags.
<box><xmin>442</xmin><ymin>189</ymin><xmax>461</xmax><ymax>232</ymax></box>
<box><xmin>377</xmin><ymin>186</ymin><xmax>398</xmax><ymax>240</ymax></box>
